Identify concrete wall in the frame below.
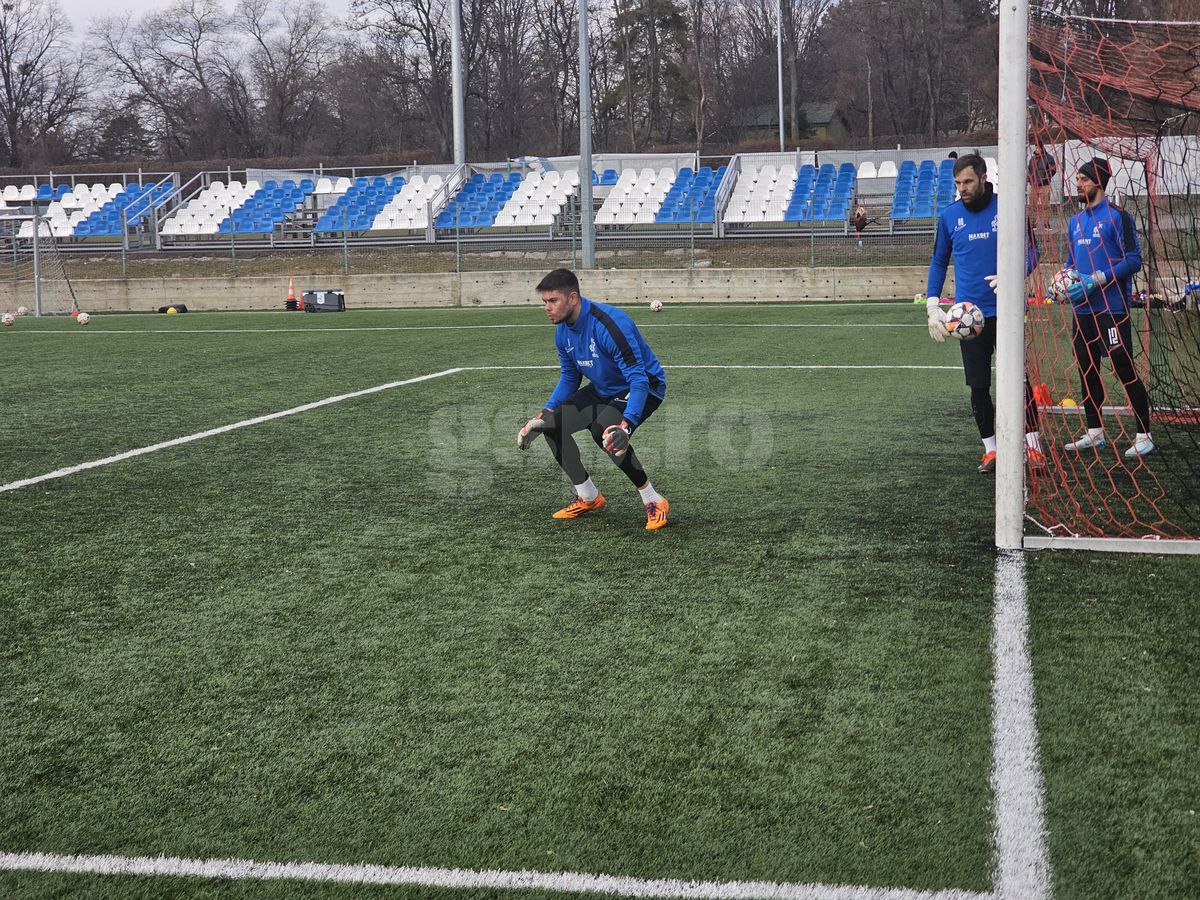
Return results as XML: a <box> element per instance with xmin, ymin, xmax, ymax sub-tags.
<box><xmin>2</xmin><ymin>266</ymin><xmax>955</xmax><ymax>312</ymax></box>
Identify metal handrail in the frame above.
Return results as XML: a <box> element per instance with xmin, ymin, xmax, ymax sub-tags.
<box><xmin>425</xmin><ymin>164</ymin><xmax>467</xmax><ymax>243</ymax></box>
<box><xmin>713</xmin><ymin>155</ymin><xmax>742</xmax><ymax>238</ymax></box>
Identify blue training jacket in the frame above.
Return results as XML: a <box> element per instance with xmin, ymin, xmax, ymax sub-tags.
<box><xmin>926</xmin><ymin>186</ymin><xmax>1038</xmax><ymax>317</ymax></box>
<box><xmin>545</xmin><ymin>297</ymin><xmax>666</xmax><ymax>426</ymax></box>
<box><xmin>1067</xmin><ymin>197</ymin><xmax>1142</xmax><ymax>315</ymax></box>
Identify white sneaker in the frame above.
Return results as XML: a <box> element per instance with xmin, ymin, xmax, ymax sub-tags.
<box><xmin>1064</xmin><ymin>432</ymin><xmax>1107</xmax><ymax>451</ymax></box>
<box><xmin>1124</xmin><ymin>436</ymin><xmax>1155</xmax><ymax>458</ymax></box>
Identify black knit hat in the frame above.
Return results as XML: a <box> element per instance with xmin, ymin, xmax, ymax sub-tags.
<box><xmin>1079</xmin><ymin>157</ymin><xmax>1112</xmax><ymax>190</ymax></box>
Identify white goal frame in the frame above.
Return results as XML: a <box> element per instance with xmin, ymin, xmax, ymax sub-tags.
<box><xmin>0</xmin><ymin>213</ymin><xmax>79</xmax><ymax>317</ymax></box>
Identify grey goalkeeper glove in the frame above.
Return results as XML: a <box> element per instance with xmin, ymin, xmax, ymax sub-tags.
<box><xmin>517</xmin><ymin>408</ymin><xmax>554</xmax><ymax>450</ymax></box>
<box><xmin>601</xmin><ymin>420</ymin><xmax>632</xmax><ymax>458</ymax></box>
<box><xmin>926</xmin><ymin>296</ymin><xmax>948</xmax><ymax>343</ymax></box>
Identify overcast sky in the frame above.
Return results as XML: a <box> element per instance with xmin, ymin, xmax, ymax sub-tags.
<box><xmin>55</xmin><ymin>0</ymin><xmax>353</xmax><ymax>34</ymax></box>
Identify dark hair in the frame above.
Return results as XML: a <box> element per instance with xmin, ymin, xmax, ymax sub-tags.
<box><xmin>537</xmin><ymin>268</ymin><xmax>579</xmax><ymax>295</ymax></box>
<box><xmin>948</xmin><ymin>150</ymin><xmax>958</xmax><ymax>159</ymax></box>
<box><xmin>953</xmin><ymin>153</ymin><xmax>987</xmax><ymax>179</ymax></box>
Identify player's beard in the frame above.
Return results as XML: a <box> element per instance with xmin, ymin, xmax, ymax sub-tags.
<box><xmin>1077</xmin><ymin>184</ymin><xmax>1100</xmax><ymax>205</ymax></box>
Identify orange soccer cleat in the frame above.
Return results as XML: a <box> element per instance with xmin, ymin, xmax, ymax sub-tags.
<box><xmin>644</xmin><ymin>496</ymin><xmax>670</xmax><ymax>531</ymax></box>
<box><xmin>978</xmin><ymin>450</ymin><xmax>997</xmax><ymax>474</ymax></box>
<box><xmin>1026</xmin><ymin>447</ymin><xmax>1047</xmax><ymax>470</ymax></box>
<box><xmin>552</xmin><ymin>493</ymin><xmax>606</xmax><ymax>519</ymax></box>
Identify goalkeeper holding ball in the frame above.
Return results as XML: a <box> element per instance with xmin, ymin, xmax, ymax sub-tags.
<box><xmin>518</xmin><ymin>268</ymin><xmax>670</xmax><ymax>530</ymax></box>
<box><xmin>1061</xmin><ymin>157</ymin><xmax>1153</xmax><ymax>458</ymax></box>
<box><xmin>924</xmin><ymin>153</ymin><xmax>1045</xmax><ymax>474</ymax></box>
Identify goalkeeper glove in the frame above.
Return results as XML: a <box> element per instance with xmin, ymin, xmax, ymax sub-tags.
<box><xmin>985</xmin><ymin>274</ymin><xmax>999</xmax><ymax>294</ymax></box>
<box><xmin>1066</xmin><ymin>270</ymin><xmax>1108</xmax><ymax>303</ymax></box>
<box><xmin>601</xmin><ymin>420</ymin><xmax>632</xmax><ymax>458</ymax></box>
<box><xmin>517</xmin><ymin>409</ymin><xmax>554</xmax><ymax>450</ymax></box>
<box><xmin>926</xmin><ymin>296</ymin><xmax>947</xmax><ymax>343</ymax></box>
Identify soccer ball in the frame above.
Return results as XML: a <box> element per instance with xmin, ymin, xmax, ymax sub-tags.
<box><xmin>16</xmin><ymin>305</ymin><xmax>28</xmax><ymax>316</ymax></box>
<box><xmin>1050</xmin><ymin>268</ymin><xmax>1081</xmax><ymax>303</ymax></box>
<box><xmin>2</xmin><ymin>312</ymin><xmax>13</xmax><ymax>326</ymax></box>
<box><xmin>945</xmin><ymin>301</ymin><xmax>985</xmax><ymax>340</ymax></box>
<box><xmin>77</xmin><ymin>312</ymin><xmax>91</xmax><ymax>325</ymax></box>
<box><xmin>649</xmin><ymin>299</ymin><xmax>663</xmax><ymax>312</ymax></box>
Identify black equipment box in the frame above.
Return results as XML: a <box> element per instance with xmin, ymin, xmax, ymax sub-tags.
<box><xmin>303</xmin><ymin>290</ymin><xmax>346</xmax><ymax>312</ymax></box>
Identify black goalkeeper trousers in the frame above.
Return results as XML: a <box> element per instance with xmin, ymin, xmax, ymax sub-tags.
<box><xmin>1072</xmin><ymin>312</ymin><xmax>1152</xmax><ymax>434</ymax></box>
<box><xmin>541</xmin><ymin>383</ymin><xmax>663</xmax><ymax>489</ymax></box>
<box><xmin>961</xmin><ymin>318</ymin><xmax>1040</xmax><ymax>439</ymax></box>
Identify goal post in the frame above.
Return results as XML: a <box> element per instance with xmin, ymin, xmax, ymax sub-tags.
<box><xmin>0</xmin><ymin>214</ymin><xmax>80</xmax><ymax>317</ymax></box>
<box><xmin>995</xmin><ymin>0</ymin><xmax>1030</xmax><ymax>551</ymax></box>
<box><xmin>999</xmin><ymin>5</ymin><xmax>1200</xmax><ymax>553</ymax></box>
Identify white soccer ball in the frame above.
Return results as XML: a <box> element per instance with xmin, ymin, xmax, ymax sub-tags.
<box><xmin>2</xmin><ymin>312</ymin><xmax>13</xmax><ymax>327</ymax></box>
<box><xmin>649</xmin><ymin>299</ymin><xmax>663</xmax><ymax>312</ymax></box>
<box><xmin>1050</xmin><ymin>267</ymin><xmax>1081</xmax><ymax>303</ymax></box>
<box><xmin>945</xmin><ymin>301</ymin><xmax>985</xmax><ymax>340</ymax></box>
<box><xmin>77</xmin><ymin>312</ymin><xmax>91</xmax><ymax>325</ymax></box>
<box><xmin>16</xmin><ymin>305</ymin><xmax>28</xmax><ymax>316</ymax></box>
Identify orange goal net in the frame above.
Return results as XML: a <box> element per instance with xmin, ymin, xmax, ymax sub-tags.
<box><xmin>1024</xmin><ymin>9</ymin><xmax>1200</xmax><ymax>542</ymax></box>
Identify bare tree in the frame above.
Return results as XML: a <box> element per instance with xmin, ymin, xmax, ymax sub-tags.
<box><xmin>0</xmin><ymin>0</ymin><xmax>85</xmax><ymax>167</ymax></box>
<box><xmin>236</xmin><ymin>0</ymin><xmax>334</xmax><ymax>156</ymax></box>
<box><xmin>92</xmin><ymin>0</ymin><xmax>250</xmax><ymax>160</ymax></box>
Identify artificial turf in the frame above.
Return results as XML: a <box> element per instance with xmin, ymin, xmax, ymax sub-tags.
<box><xmin>1</xmin><ymin>303</ymin><xmax>1196</xmax><ymax>899</ymax></box>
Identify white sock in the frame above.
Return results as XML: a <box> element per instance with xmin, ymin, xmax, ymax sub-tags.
<box><xmin>638</xmin><ymin>481</ymin><xmax>663</xmax><ymax>504</ymax></box>
<box><xmin>1088</xmin><ymin>426</ymin><xmax>1104</xmax><ymax>438</ymax></box>
<box><xmin>1025</xmin><ymin>431</ymin><xmax>1042</xmax><ymax>452</ymax></box>
<box><xmin>983</xmin><ymin>436</ymin><xmax>997</xmax><ymax>453</ymax></box>
<box><xmin>575</xmin><ymin>478</ymin><xmax>598</xmax><ymax>502</ymax></box>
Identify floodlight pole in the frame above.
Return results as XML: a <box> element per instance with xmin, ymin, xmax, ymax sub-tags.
<box><xmin>579</xmin><ymin>0</ymin><xmax>595</xmax><ymax>269</ymax></box>
<box><xmin>995</xmin><ymin>0</ymin><xmax>1030</xmax><ymax>550</ymax></box>
<box><xmin>451</xmin><ymin>0</ymin><xmax>466</xmax><ymax>165</ymax></box>
<box><xmin>776</xmin><ymin>0</ymin><xmax>785</xmax><ymax>151</ymax></box>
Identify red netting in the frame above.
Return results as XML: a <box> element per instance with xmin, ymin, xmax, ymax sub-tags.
<box><xmin>1024</xmin><ymin>9</ymin><xmax>1200</xmax><ymax>540</ymax></box>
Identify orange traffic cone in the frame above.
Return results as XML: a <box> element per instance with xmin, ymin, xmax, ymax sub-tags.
<box><xmin>286</xmin><ymin>276</ymin><xmax>302</xmax><ymax>311</ymax></box>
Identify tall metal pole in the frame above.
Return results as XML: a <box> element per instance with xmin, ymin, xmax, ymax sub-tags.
<box><xmin>995</xmin><ymin>0</ymin><xmax>1030</xmax><ymax>550</ymax></box>
<box><xmin>579</xmin><ymin>0</ymin><xmax>595</xmax><ymax>269</ymax></box>
<box><xmin>451</xmin><ymin>0</ymin><xmax>466</xmax><ymax>164</ymax></box>
<box><xmin>776</xmin><ymin>0</ymin><xmax>785</xmax><ymax>151</ymax></box>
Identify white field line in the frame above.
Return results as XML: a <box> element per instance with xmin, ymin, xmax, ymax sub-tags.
<box><xmin>0</xmin><ymin>362</ymin><xmax>964</xmax><ymax>495</ymax></box>
<box><xmin>0</xmin><ymin>340</ymin><xmax>993</xmax><ymax>500</ymax></box>
<box><xmin>463</xmin><ymin>365</ymin><xmax>961</xmax><ymax>371</ymax></box>
<box><xmin>990</xmin><ymin>551</ymin><xmax>1052</xmax><ymax>899</ymax></box>
<box><xmin>9</xmin><ymin>322</ymin><xmax>925</xmax><ymax>335</ymax></box>
<box><xmin>0</xmin><ymin>368</ymin><xmax>463</xmax><ymax>495</ymax></box>
<box><xmin>0</xmin><ymin>851</ymin><xmax>992</xmax><ymax>900</ymax></box>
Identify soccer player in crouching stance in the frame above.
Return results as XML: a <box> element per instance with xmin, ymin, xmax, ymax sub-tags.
<box><xmin>518</xmin><ymin>268</ymin><xmax>670</xmax><ymax>530</ymax></box>
<box><xmin>924</xmin><ymin>153</ymin><xmax>1045</xmax><ymax>474</ymax></box>
<box><xmin>1062</xmin><ymin>158</ymin><xmax>1154</xmax><ymax>459</ymax></box>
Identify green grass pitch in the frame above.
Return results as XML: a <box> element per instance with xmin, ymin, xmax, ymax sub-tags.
<box><xmin>1</xmin><ymin>303</ymin><xmax>1196</xmax><ymax>899</ymax></box>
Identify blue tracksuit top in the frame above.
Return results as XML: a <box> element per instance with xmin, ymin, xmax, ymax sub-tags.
<box><xmin>1067</xmin><ymin>197</ymin><xmax>1142</xmax><ymax>315</ymax></box>
<box><xmin>926</xmin><ymin>187</ymin><xmax>1038</xmax><ymax>317</ymax></box>
<box><xmin>545</xmin><ymin>297</ymin><xmax>666</xmax><ymax>426</ymax></box>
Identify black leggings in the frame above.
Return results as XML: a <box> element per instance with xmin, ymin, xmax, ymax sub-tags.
<box><xmin>961</xmin><ymin>317</ymin><xmax>1040</xmax><ymax>439</ymax></box>
<box><xmin>1072</xmin><ymin>312</ymin><xmax>1152</xmax><ymax>433</ymax></box>
<box><xmin>541</xmin><ymin>384</ymin><xmax>663</xmax><ymax>488</ymax></box>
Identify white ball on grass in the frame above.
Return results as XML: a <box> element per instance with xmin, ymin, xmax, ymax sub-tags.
<box><xmin>2</xmin><ymin>312</ymin><xmax>14</xmax><ymax>326</ymax></box>
<box><xmin>649</xmin><ymin>299</ymin><xmax>663</xmax><ymax>312</ymax></box>
<box><xmin>77</xmin><ymin>312</ymin><xmax>91</xmax><ymax>325</ymax></box>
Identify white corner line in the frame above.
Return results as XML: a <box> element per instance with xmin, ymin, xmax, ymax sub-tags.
<box><xmin>990</xmin><ymin>551</ymin><xmax>1053</xmax><ymax>899</ymax></box>
<box><xmin>0</xmin><ymin>851</ymin><xmax>993</xmax><ymax>900</ymax></box>
<box><xmin>0</xmin><ymin>368</ymin><xmax>464</xmax><ymax>495</ymax></box>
